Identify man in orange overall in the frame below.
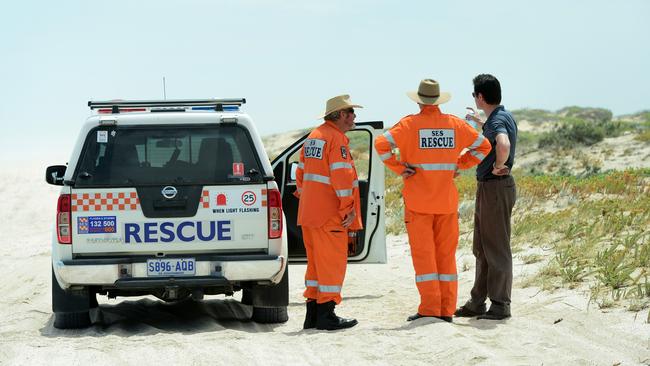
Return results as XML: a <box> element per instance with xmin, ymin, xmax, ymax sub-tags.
<box><xmin>375</xmin><ymin>79</ymin><xmax>492</xmax><ymax>322</ymax></box>
<box><xmin>295</xmin><ymin>94</ymin><xmax>363</xmax><ymax>330</ymax></box>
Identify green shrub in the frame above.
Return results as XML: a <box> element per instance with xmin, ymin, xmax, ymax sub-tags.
<box><xmin>512</xmin><ymin>109</ymin><xmax>559</xmax><ymax>124</ymax></box>
<box><xmin>538</xmin><ymin>117</ymin><xmax>624</xmax><ymax>148</ymax></box>
<box><xmin>517</xmin><ymin>131</ymin><xmax>541</xmax><ymax>153</ymax></box>
<box><xmin>558</xmin><ymin>106</ymin><xmax>613</xmax><ymax>124</ymax></box>
<box><xmin>633</xmin><ymin>116</ymin><xmax>650</xmax><ymax>142</ymax></box>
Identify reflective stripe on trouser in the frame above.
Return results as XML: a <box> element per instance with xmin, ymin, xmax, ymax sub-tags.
<box><xmin>302</xmin><ymin>216</ymin><xmax>349</xmax><ymax>304</ymax></box>
<box><xmin>405</xmin><ymin>209</ymin><xmax>459</xmax><ymax>317</ymax></box>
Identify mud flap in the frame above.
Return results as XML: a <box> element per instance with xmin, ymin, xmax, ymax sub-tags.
<box><xmin>51</xmin><ymin>267</ymin><xmax>92</xmax><ymax>329</ymax></box>
<box><xmin>244</xmin><ymin>267</ymin><xmax>289</xmax><ymax>307</ymax></box>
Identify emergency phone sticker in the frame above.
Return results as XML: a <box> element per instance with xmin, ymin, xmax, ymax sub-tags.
<box><xmin>97</xmin><ymin>131</ymin><xmax>108</xmax><ymax>143</ymax></box>
<box><xmin>232</xmin><ymin>163</ymin><xmax>244</xmax><ymax>176</ymax></box>
<box><xmin>341</xmin><ymin>146</ymin><xmax>348</xmax><ymax>159</ymax></box>
<box><xmin>304</xmin><ymin>139</ymin><xmax>326</xmax><ymax>159</ymax></box>
<box><xmin>78</xmin><ymin>216</ymin><xmax>117</xmax><ymax>234</ymax></box>
<box><xmin>419</xmin><ymin>129</ymin><xmax>455</xmax><ymax>149</ymax></box>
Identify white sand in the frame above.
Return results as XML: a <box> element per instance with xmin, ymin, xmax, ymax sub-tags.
<box><xmin>1</xmin><ymin>161</ymin><xmax>649</xmax><ymax>366</ymax></box>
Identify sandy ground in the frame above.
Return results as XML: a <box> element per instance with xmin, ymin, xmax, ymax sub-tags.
<box><xmin>1</xmin><ymin>162</ymin><xmax>649</xmax><ymax>366</ymax></box>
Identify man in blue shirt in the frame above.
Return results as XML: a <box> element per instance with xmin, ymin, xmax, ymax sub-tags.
<box><xmin>456</xmin><ymin>74</ymin><xmax>517</xmax><ymax>320</ymax></box>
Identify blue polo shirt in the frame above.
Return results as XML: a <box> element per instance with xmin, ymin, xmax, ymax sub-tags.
<box><xmin>476</xmin><ymin>105</ymin><xmax>518</xmax><ymax>180</ymax></box>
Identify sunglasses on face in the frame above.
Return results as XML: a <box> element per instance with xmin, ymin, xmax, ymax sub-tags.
<box><xmin>344</xmin><ymin>108</ymin><xmax>355</xmax><ymax>114</ymax></box>
<box><xmin>472</xmin><ymin>92</ymin><xmax>478</xmax><ymax>98</ymax></box>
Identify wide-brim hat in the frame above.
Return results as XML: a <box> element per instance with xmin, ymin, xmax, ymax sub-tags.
<box><xmin>319</xmin><ymin>94</ymin><xmax>363</xmax><ymax>119</ymax></box>
<box><xmin>406</xmin><ymin>79</ymin><xmax>451</xmax><ymax>105</ymax></box>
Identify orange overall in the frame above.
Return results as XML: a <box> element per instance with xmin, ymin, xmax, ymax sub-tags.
<box><xmin>295</xmin><ymin>121</ymin><xmax>362</xmax><ymax>304</ymax></box>
<box><xmin>375</xmin><ymin>105</ymin><xmax>492</xmax><ymax>316</ymax></box>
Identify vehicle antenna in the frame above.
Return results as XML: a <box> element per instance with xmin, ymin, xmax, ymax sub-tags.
<box><xmin>163</xmin><ymin>77</ymin><xmax>167</xmax><ymax>100</ymax></box>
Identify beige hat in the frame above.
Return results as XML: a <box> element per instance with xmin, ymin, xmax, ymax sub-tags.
<box><xmin>406</xmin><ymin>79</ymin><xmax>451</xmax><ymax>105</ymax></box>
<box><xmin>319</xmin><ymin>94</ymin><xmax>363</xmax><ymax>119</ymax></box>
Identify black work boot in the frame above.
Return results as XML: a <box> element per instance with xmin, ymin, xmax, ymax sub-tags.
<box><xmin>407</xmin><ymin>313</ymin><xmax>434</xmax><ymax>321</ymax></box>
<box><xmin>303</xmin><ymin>300</ymin><xmax>317</xmax><ymax>329</ymax></box>
<box><xmin>454</xmin><ymin>300</ymin><xmax>487</xmax><ymax>317</ymax></box>
<box><xmin>316</xmin><ymin>301</ymin><xmax>358</xmax><ymax>330</ymax></box>
<box><xmin>407</xmin><ymin>313</ymin><xmax>453</xmax><ymax>323</ymax></box>
<box><xmin>477</xmin><ymin>301</ymin><xmax>511</xmax><ymax>320</ymax></box>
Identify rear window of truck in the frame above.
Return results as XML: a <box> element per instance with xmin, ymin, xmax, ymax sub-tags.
<box><xmin>73</xmin><ymin>124</ymin><xmax>264</xmax><ymax>187</ymax></box>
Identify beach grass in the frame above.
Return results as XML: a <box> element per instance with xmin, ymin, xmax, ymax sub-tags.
<box><xmin>384</xmin><ymin>167</ymin><xmax>650</xmax><ymax>309</ymax></box>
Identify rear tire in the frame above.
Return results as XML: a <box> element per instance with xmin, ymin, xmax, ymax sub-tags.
<box><xmin>52</xmin><ymin>267</ymin><xmax>91</xmax><ymax>329</ymax></box>
<box><xmin>246</xmin><ymin>267</ymin><xmax>289</xmax><ymax>324</ymax></box>
<box><xmin>252</xmin><ymin>306</ymin><xmax>288</xmax><ymax>323</ymax></box>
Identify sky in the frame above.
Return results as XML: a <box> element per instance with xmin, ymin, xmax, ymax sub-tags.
<box><xmin>1</xmin><ymin>0</ymin><xmax>649</xmax><ymax>164</ymax></box>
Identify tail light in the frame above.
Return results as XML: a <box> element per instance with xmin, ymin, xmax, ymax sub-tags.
<box><xmin>57</xmin><ymin>194</ymin><xmax>72</xmax><ymax>244</ymax></box>
<box><xmin>268</xmin><ymin>189</ymin><xmax>283</xmax><ymax>239</ymax></box>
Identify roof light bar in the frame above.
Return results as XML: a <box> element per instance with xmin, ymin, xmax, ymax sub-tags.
<box><xmin>88</xmin><ymin>98</ymin><xmax>246</xmax><ymax>110</ymax></box>
<box><xmin>97</xmin><ymin>108</ymin><xmax>146</xmax><ymax>114</ymax></box>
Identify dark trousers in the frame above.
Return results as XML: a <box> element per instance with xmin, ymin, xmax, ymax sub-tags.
<box><xmin>470</xmin><ymin>176</ymin><xmax>516</xmax><ymax>309</ymax></box>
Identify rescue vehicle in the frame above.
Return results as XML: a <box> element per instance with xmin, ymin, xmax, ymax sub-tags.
<box><xmin>46</xmin><ymin>99</ymin><xmax>386</xmax><ymax>329</ymax></box>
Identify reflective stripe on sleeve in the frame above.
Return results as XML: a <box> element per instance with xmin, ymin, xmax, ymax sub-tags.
<box><xmin>353</xmin><ymin>180</ymin><xmax>359</xmax><ymax>188</ymax></box>
<box><xmin>335</xmin><ymin>189</ymin><xmax>353</xmax><ymax>197</ymax></box>
<box><xmin>411</xmin><ymin>163</ymin><xmax>458</xmax><ymax>171</ymax></box>
<box><xmin>379</xmin><ymin>152</ymin><xmax>393</xmax><ymax>161</ymax></box>
<box><xmin>383</xmin><ymin>131</ymin><xmax>397</xmax><ymax>149</ymax></box>
<box><xmin>298</xmin><ymin>162</ymin><xmax>304</xmax><ymax>169</ymax></box>
<box><xmin>330</xmin><ymin>162</ymin><xmax>353</xmax><ymax>170</ymax></box>
<box><xmin>305</xmin><ymin>280</ymin><xmax>318</xmax><ymax>287</ymax></box>
<box><xmin>303</xmin><ymin>173</ymin><xmax>331</xmax><ymax>184</ymax></box>
<box><xmin>469</xmin><ymin>134</ymin><xmax>486</xmax><ymax>150</ymax></box>
<box><xmin>470</xmin><ymin>150</ymin><xmax>486</xmax><ymax>161</ymax></box>
<box><xmin>318</xmin><ymin>285</ymin><xmax>341</xmax><ymax>293</ymax></box>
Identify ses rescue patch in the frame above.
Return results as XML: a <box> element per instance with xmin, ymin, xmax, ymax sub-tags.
<box><xmin>78</xmin><ymin>216</ymin><xmax>117</xmax><ymax>234</ymax></box>
<box><xmin>419</xmin><ymin>129</ymin><xmax>455</xmax><ymax>149</ymax></box>
<box><xmin>304</xmin><ymin>139</ymin><xmax>326</xmax><ymax>159</ymax></box>
<box><xmin>341</xmin><ymin>146</ymin><xmax>348</xmax><ymax>159</ymax></box>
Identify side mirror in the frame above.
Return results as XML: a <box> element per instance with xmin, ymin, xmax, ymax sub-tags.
<box><xmin>289</xmin><ymin>161</ymin><xmax>299</xmax><ymax>181</ymax></box>
<box><xmin>45</xmin><ymin>165</ymin><xmax>67</xmax><ymax>186</ymax></box>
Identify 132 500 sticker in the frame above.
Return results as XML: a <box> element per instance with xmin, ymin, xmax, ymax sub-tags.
<box><xmin>78</xmin><ymin>216</ymin><xmax>117</xmax><ymax>234</ymax></box>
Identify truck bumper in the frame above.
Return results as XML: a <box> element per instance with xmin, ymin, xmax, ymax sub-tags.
<box><xmin>53</xmin><ymin>254</ymin><xmax>286</xmax><ymax>289</ymax></box>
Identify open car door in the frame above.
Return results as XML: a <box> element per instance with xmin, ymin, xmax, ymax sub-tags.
<box><xmin>271</xmin><ymin>121</ymin><xmax>386</xmax><ymax>264</ymax></box>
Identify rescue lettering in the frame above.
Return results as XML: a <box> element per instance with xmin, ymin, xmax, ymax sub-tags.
<box><xmin>418</xmin><ymin>129</ymin><xmax>455</xmax><ymax>149</ymax></box>
<box><xmin>304</xmin><ymin>139</ymin><xmax>326</xmax><ymax>159</ymax></box>
<box><xmin>124</xmin><ymin>220</ymin><xmax>232</xmax><ymax>243</ymax></box>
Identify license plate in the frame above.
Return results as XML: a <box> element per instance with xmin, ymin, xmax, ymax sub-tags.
<box><xmin>147</xmin><ymin>258</ymin><xmax>196</xmax><ymax>277</ymax></box>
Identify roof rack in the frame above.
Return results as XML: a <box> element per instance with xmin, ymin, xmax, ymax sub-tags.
<box><xmin>88</xmin><ymin>98</ymin><xmax>246</xmax><ymax>112</ymax></box>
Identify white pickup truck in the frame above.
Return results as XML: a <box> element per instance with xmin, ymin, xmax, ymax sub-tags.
<box><xmin>46</xmin><ymin>99</ymin><xmax>386</xmax><ymax>328</ymax></box>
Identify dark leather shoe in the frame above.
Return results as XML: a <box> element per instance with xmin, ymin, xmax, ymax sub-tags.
<box><xmin>477</xmin><ymin>310</ymin><xmax>511</xmax><ymax>320</ymax></box>
<box><xmin>303</xmin><ymin>300</ymin><xmax>317</xmax><ymax>329</ymax></box>
<box><xmin>454</xmin><ymin>303</ymin><xmax>487</xmax><ymax>317</ymax></box>
<box><xmin>316</xmin><ymin>301</ymin><xmax>358</xmax><ymax>330</ymax></box>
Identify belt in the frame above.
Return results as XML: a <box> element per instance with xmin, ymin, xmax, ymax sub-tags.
<box><xmin>477</xmin><ymin>175</ymin><xmax>511</xmax><ymax>182</ymax></box>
